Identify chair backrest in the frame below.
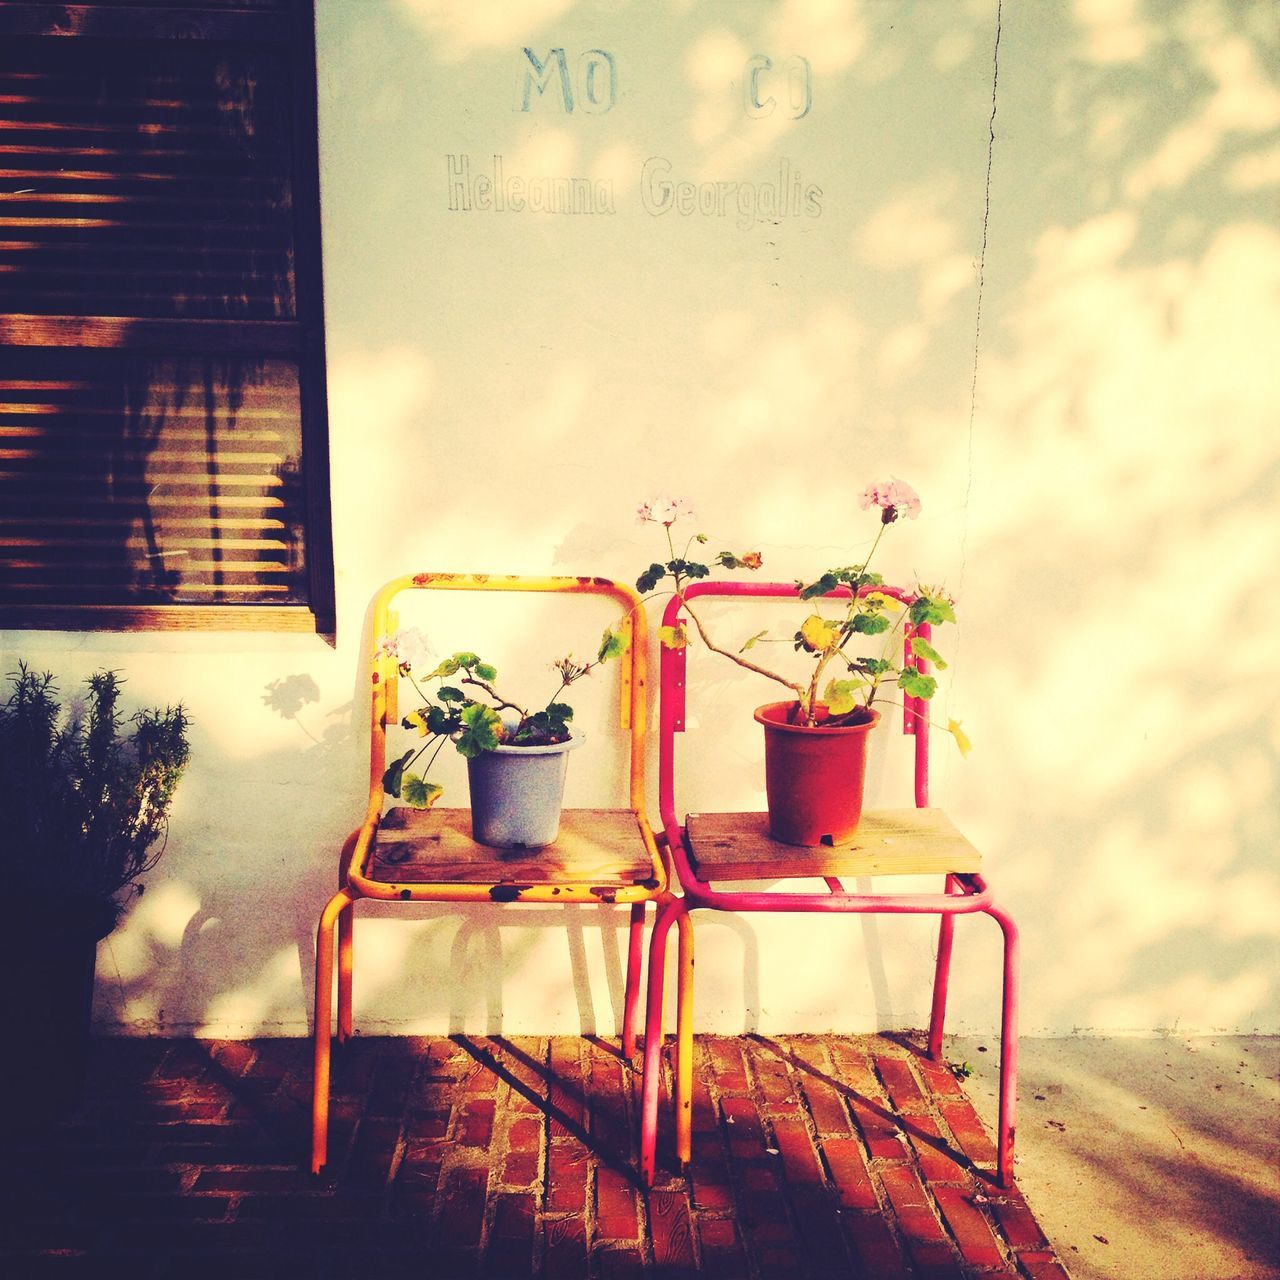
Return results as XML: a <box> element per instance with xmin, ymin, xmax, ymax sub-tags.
<box><xmin>657</xmin><ymin>580</ymin><xmax>934</xmax><ymax>838</ymax></box>
<box><xmin>363</xmin><ymin>573</ymin><xmax>649</xmax><ymax>827</ymax></box>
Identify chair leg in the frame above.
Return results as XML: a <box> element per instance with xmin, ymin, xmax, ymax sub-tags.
<box><xmin>639</xmin><ymin>897</ymin><xmax>685</xmax><ymax>1187</ymax></box>
<box><xmin>621</xmin><ymin>901</ymin><xmax>646</xmax><ymax>1058</ymax></box>
<box><xmin>335</xmin><ymin>830</ymin><xmax>359</xmax><ymax>1044</ymax></box>
<box><xmin>987</xmin><ymin>903</ymin><xmax>1021</xmax><ymax>1188</ymax></box>
<box><xmin>674</xmin><ymin>910</ymin><xmax>695</xmax><ymax>1168</ymax></box>
<box><xmin>927</xmin><ymin>876</ymin><xmax>959</xmax><ymax>1059</ymax></box>
<box><xmin>311</xmin><ymin>888</ymin><xmax>354</xmax><ymax>1176</ymax></box>
<box><xmin>337</xmin><ymin>899</ymin><xmax>354</xmax><ymax>1043</ymax></box>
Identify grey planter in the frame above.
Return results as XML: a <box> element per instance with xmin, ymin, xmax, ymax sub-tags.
<box><xmin>466</xmin><ymin>731</ymin><xmax>583</xmax><ymax>848</ymax></box>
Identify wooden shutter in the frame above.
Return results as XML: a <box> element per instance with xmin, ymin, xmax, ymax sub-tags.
<box><xmin>0</xmin><ymin>0</ymin><xmax>333</xmax><ymax>633</ymax></box>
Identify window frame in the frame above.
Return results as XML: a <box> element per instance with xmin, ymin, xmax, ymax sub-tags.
<box><xmin>0</xmin><ymin>0</ymin><xmax>335</xmax><ymax>637</ymax></box>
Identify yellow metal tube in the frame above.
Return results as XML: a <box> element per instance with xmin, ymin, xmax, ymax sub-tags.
<box><xmin>675</xmin><ymin>911</ymin><xmax>695</xmax><ymax>1167</ymax></box>
<box><xmin>311</xmin><ymin>887</ymin><xmax>354</xmax><ymax>1175</ymax></box>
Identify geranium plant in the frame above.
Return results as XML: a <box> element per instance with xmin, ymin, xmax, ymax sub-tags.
<box><xmin>380</xmin><ymin>630</ymin><xmax>627</xmax><ymax>809</ymax></box>
<box><xmin>634</xmin><ymin>482</ymin><xmax>968</xmax><ymax>750</ymax></box>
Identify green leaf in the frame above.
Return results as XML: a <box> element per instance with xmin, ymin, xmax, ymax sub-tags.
<box><xmin>659</xmin><ymin>623</ymin><xmax>689</xmax><ymax>650</ymax></box>
<box><xmin>898</xmin><ymin>670</ymin><xmax>938</xmax><ymax>700</ymax></box>
<box><xmin>636</xmin><ymin>563</ymin><xmax>666</xmax><ymax>594</ymax></box>
<box><xmin>401</xmin><ymin>775</ymin><xmax>444</xmax><ymax>809</ymax></box>
<box><xmin>668</xmin><ymin>558</ymin><xmax>710</xmax><ymax>580</ymax></box>
<box><xmin>426</xmin><ymin>657</ymin><xmax>460</xmax><ymax>678</ymax></box>
<box><xmin>598</xmin><ymin>627</ymin><xmax>628</xmax><ymax>663</ymax></box>
<box><xmin>909</xmin><ymin>636</ymin><xmax>947</xmax><ymax>669</ymax></box>
<box><xmin>454</xmin><ymin>652</ymin><xmax>481</xmax><ymax>669</ymax></box>
<box><xmin>864</xmin><ymin>590</ymin><xmax>903</xmax><ymax>613</ymax></box>
<box><xmin>798</xmin><ymin>572</ymin><xmax>839</xmax><ymax>601</ymax></box>
<box><xmin>510</xmin><ymin>704</ymin><xmax>572</xmax><ymax>745</ymax></box>
<box><xmin>741</xmin><ymin>629</ymin><xmax>769</xmax><ymax>652</ymax></box>
<box><xmin>425</xmin><ymin>705</ymin><xmax>454</xmax><ymax>735</ymax></box>
<box><xmin>474</xmin><ymin>662</ymin><xmax>498</xmax><ymax>682</ymax></box>
<box><xmin>799</xmin><ymin>614</ymin><xmax>840</xmax><ymax>653</ymax></box>
<box><xmin>822</xmin><ymin>678</ymin><xmax>863</xmax><ymax>716</ymax></box>
<box><xmin>455</xmin><ymin>703</ymin><xmax>502</xmax><ymax>757</ymax></box>
<box><xmin>381</xmin><ymin>749</ymin><xmax>415</xmax><ymax>797</ymax></box>
<box><xmin>909</xmin><ymin>595</ymin><xmax>957</xmax><ymax>626</ymax></box>
<box><xmin>436</xmin><ymin>685</ymin><xmax>465</xmax><ymax>702</ymax></box>
<box><xmin>863</xmin><ymin>658</ymin><xmax>893</xmax><ymax>676</ymax></box>
<box><xmin>851</xmin><ymin>612</ymin><xmax>891</xmax><ymax>635</ymax></box>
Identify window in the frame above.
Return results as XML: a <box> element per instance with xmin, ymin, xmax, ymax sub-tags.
<box><xmin>0</xmin><ymin>0</ymin><xmax>334</xmax><ymax>634</ymax></box>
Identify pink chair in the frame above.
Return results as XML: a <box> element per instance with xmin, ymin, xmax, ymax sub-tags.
<box><xmin>637</xmin><ymin>580</ymin><xmax>1020</xmax><ymax>1188</ymax></box>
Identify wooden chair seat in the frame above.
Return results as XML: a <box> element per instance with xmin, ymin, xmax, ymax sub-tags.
<box><xmin>371</xmin><ymin>807</ymin><xmax>656</xmax><ymax>886</ymax></box>
<box><xmin>684</xmin><ymin>808</ymin><xmax>982</xmax><ymax>881</ymax></box>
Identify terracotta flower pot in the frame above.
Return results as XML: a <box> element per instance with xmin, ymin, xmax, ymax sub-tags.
<box><xmin>753</xmin><ymin>701</ymin><xmax>881</xmax><ymax>846</ymax></box>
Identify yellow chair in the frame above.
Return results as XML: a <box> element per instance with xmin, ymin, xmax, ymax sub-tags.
<box><xmin>310</xmin><ymin>573</ymin><xmax>665</xmax><ymax>1174</ymax></box>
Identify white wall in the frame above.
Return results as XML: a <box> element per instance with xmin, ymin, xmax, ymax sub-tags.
<box><xmin>5</xmin><ymin>0</ymin><xmax>1277</xmax><ymax>1039</ymax></box>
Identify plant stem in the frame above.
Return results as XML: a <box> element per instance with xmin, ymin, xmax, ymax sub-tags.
<box><xmin>680</xmin><ymin>594</ymin><xmax>806</xmax><ymax>702</ymax></box>
<box><xmin>460</xmin><ymin>675</ymin><xmax>526</xmax><ymax>720</ymax></box>
<box><xmin>799</xmin><ymin>521</ymin><xmax>892</xmax><ymax>724</ymax></box>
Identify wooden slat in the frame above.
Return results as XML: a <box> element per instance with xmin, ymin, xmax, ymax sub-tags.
<box><xmin>0</xmin><ymin>601</ymin><xmax>322</xmax><ymax>631</ymax></box>
<box><xmin>0</xmin><ymin>5</ymin><xmax>291</xmax><ymax>42</ymax></box>
<box><xmin>685</xmin><ymin>809</ymin><xmax>982</xmax><ymax>881</ymax></box>
<box><xmin>371</xmin><ymin>808</ymin><xmax>654</xmax><ymax>887</ymax></box>
<box><xmin>0</xmin><ymin>315</ymin><xmax>304</xmax><ymax>352</ymax></box>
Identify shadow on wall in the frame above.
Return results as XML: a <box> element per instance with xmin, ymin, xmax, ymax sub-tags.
<box><xmin>942</xmin><ymin>0</ymin><xmax>1280</xmax><ymax>1034</ymax></box>
<box><xmin>92</xmin><ymin>675</ymin><xmax>359</xmax><ymax>1036</ymax></box>
<box><xmin>90</xmin><ymin>589</ymin><xmax>666</xmax><ymax>1038</ymax></box>
<box><xmin>93</xmin><ymin>0</ymin><xmax>1280</xmax><ymax>1039</ymax></box>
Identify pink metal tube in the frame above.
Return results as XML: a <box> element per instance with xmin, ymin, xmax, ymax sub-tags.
<box><xmin>639</xmin><ymin>896</ymin><xmax>688</xmax><ymax>1186</ymax></box>
<box><xmin>665</xmin><ymin>830</ymin><xmax>992</xmax><ymax>916</ymax></box>
<box><xmin>909</xmin><ymin>621</ymin><xmax>931</xmax><ymax>806</ymax></box>
<box><xmin>986</xmin><ymin>901</ymin><xmax>1020</xmax><ymax>1187</ymax></box>
<box><xmin>927</xmin><ymin>874</ymin><xmax>959</xmax><ymax>1059</ymax></box>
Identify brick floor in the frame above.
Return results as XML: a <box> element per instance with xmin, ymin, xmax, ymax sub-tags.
<box><xmin>0</xmin><ymin>1034</ymin><xmax>1070</xmax><ymax>1279</ymax></box>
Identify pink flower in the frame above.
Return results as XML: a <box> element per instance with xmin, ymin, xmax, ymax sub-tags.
<box><xmin>637</xmin><ymin>496</ymin><xmax>695</xmax><ymax>527</ymax></box>
<box><xmin>375</xmin><ymin>627</ymin><xmax>433</xmax><ymax>671</ymax></box>
<box><xmin>859</xmin><ymin>478</ymin><xmax>921</xmax><ymax>523</ymax></box>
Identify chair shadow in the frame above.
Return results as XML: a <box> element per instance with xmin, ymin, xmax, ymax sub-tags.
<box><xmin>746</xmin><ymin>1032</ymin><xmax>996</xmax><ymax>1185</ymax></box>
<box><xmin>454</xmin><ymin>1033</ymin><xmax>647</xmax><ymax>1189</ymax></box>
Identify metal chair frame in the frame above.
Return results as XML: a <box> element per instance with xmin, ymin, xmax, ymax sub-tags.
<box><xmin>311</xmin><ymin>573</ymin><xmax>664</xmax><ymax>1174</ymax></box>
<box><xmin>637</xmin><ymin>580</ymin><xmax>1020</xmax><ymax>1187</ymax></box>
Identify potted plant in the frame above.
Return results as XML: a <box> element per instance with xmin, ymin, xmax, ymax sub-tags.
<box><xmin>632</xmin><ymin>483</ymin><xmax>968</xmax><ymax>845</ymax></box>
<box><xmin>379</xmin><ymin>630</ymin><xmax>625</xmax><ymax>848</ymax></box>
<box><xmin>0</xmin><ymin>665</ymin><xmax>191</xmax><ymax>1120</ymax></box>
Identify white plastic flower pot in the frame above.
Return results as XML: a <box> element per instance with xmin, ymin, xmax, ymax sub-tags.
<box><xmin>466</xmin><ymin>731</ymin><xmax>583</xmax><ymax>849</ymax></box>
